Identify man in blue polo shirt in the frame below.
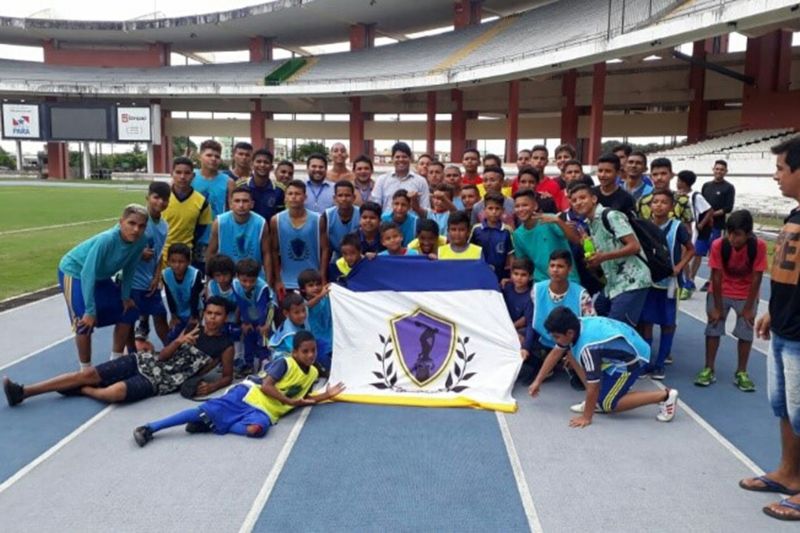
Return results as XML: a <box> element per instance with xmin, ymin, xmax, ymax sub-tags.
<box><xmin>304</xmin><ymin>152</ymin><xmax>335</xmax><ymax>213</ymax></box>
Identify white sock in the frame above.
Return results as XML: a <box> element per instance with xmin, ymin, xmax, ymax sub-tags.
<box><xmin>110</xmin><ymin>351</ymin><xmax>123</xmax><ymax>360</ymax></box>
<box><xmin>79</xmin><ymin>361</ymin><xmax>91</xmax><ymax>370</ymax></box>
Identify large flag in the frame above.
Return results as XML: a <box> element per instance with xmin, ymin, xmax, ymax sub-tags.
<box><xmin>329</xmin><ymin>257</ymin><xmax>522</xmax><ymax>413</ymax></box>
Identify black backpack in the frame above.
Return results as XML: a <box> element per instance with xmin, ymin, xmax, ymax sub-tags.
<box><xmin>721</xmin><ymin>237</ymin><xmax>757</xmax><ymax>273</ymax></box>
<box><xmin>601</xmin><ymin>209</ymin><xmax>673</xmax><ymax>283</ymax></box>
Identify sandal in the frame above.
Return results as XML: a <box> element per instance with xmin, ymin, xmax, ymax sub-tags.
<box><xmin>739</xmin><ymin>475</ymin><xmax>800</xmax><ymax>495</ymax></box>
<box><xmin>763</xmin><ymin>498</ymin><xmax>800</xmax><ymax>521</ymax></box>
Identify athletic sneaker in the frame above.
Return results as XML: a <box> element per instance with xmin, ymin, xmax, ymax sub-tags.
<box><xmin>700</xmin><ymin>280</ymin><xmax>710</xmax><ymax>292</ymax></box>
<box><xmin>133</xmin><ymin>426</ymin><xmax>154</xmax><ymax>447</ymax></box>
<box><xmin>734</xmin><ymin>371</ymin><xmax>756</xmax><ymax>392</ymax></box>
<box><xmin>657</xmin><ymin>388</ymin><xmax>679</xmax><ymax>422</ymax></box>
<box><xmin>134</xmin><ymin>320</ymin><xmax>150</xmax><ymax>341</ymax></box>
<box><xmin>650</xmin><ymin>367</ymin><xmax>666</xmax><ymax>380</ymax></box>
<box><xmin>664</xmin><ymin>354</ymin><xmax>673</xmax><ymax>365</ymax></box>
<box><xmin>694</xmin><ymin>367</ymin><xmax>716</xmax><ymax>386</ymax></box>
<box><xmin>679</xmin><ymin>288</ymin><xmax>692</xmax><ymax>300</ymax></box>
<box><xmin>570</xmin><ymin>401</ymin><xmax>603</xmax><ymax>414</ymax></box>
<box><xmin>3</xmin><ymin>377</ymin><xmax>24</xmax><ymax>407</ymax></box>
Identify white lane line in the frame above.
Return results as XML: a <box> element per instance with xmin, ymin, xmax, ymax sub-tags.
<box><xmin>0</xmin><ymin>334</ymin><xmax>74</xmax><ymax>373</ymax></box>
<box><xmin>0</xmin><ymin>405</ymin><xmax>116</xmax><ymax>495</ymax></box>
<box><xmin>649</xmin><ymin>380</ymin><xmax>764</xmax><ymax>476</ymax></box>
<box><xmin>496</xmin><ymin>412</ymin><xmax>544</xmax><ymax>533</ymax></box>
<box><xmin>0</xmin><ymin>217</ymin><xmax>115</xmax><ymax>236</ymax></box>
<box><xmin>0</xmin><ymin>292</ymin><xmax>60</xmax><ymax>316</ymax></box>
<box><xmin>238</xmin><ymin>406</ymin><xmax>313</xmax><ymax>533</ymax></box>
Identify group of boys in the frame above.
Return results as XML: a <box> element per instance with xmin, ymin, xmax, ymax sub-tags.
<box><xmin>0</xmin><ymin>140</ymin><xmax>765</xmax><ymax>437</ymax></box>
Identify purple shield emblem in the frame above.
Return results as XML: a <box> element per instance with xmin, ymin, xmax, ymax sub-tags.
<box><xmin>390</xmin><ymin>308</ymin><xmax>456</xmax><ymax>387</ymax></box>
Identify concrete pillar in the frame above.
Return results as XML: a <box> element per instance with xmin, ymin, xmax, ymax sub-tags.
<box><xmin>505</xmin><ymin>80</ymin><xmax>520</xmax><ymax>164</ymax></box>
<box><xmin>454</xmin><ymin>0</ymin><xmax>482</xmax><ymax>29</ymax></box>
<box><xmin>349</xmin><ymin>23</ymin><xmax>376</xmax><ymax>50</ymax></box>
<box><xmin>742</xmin><ymin>29</ymin><xmax>793</xmax><ymax>128</ymax></box>
<box><xmin>349</xmin><ymin>96</ymin><xmax>366</xmax><ymax>157</ymax></box>
<box><xmin>687</xmin><ymin>40</ymin><xmax>708</xmax><ymax>144</ymax></box>
<box><xmin>426</xmin><ymin>91</ymin><xmax>437</xmax><ymax>157</ymax></box>
<box><xmin>47</xmin><ymin>142</ymin><xmax>69</xmax><ymax>179</ymax></box>
<box><xmin>587</xmin><ymin>63</ymin><xmax>606</xmax><ymax>165</ymax></box>
<box><xmin>15</xmin><ymin>140</ymin><xmax>22</xmax><ymax>172</ymax></box>
<box><xmin>560</xmin><ymin>69</ymin><xmax>578</xmax><ymax>146</ymax></box>
<box><xmin>450</xmin><ymin>89</ymin><xmax>466</xmax><ymax>162</ymax></box>
<box><xmin>146</xmin><ymin>143</ymin><xmax>154</xmax><ymax>175</ymax></box>
<box><xmin>249</xmin><ymin>36</ymin><xmax>274</xmax><ymax>63</ymax></box>
<box><xmin>150</xmin><ymin>104</ymin><xmax>170</xmax><ymax>174</ymax></box>
<box><xmin>250</xmin><ymin>99</ymin><xmax>267</xmax><ymax>150</ymax></box>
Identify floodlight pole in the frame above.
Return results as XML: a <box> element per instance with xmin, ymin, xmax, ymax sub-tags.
<box><xmin>15</xmin><ymin>140</ymin><xmax>22</xmax><ymax>172</ymax></box>
<box><xmin>82</xmin><ymin>142</ymin><xmax>91</xmax><ymax>180</ymax></box>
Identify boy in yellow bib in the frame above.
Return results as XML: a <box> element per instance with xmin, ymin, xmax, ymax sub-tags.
<box><xmin>133</xmin><ymin>330</ymin><xmax>344</xmax><ymax>446</ymax></box>
<box><xmin>438</xmin><ymin>211</ymin><xmax>482</xmax><ymax>260</ymax></box>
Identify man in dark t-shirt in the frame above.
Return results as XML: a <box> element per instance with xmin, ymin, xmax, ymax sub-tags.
<box><xmin>701</xmin><ymin>160</ymin><xmax>735</xmax><ymax>234</ymax></box>
<box><xmin>4</xmin><ymin>298</ymin><xmax>235</xmax><ymax>407</ymax></box>
<box><xmin>740</xmin><ymin>138</ymin><xmax>800</xmax><ymax>521</ymax></box>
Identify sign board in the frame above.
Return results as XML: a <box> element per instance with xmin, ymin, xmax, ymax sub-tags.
<box><xmin>116</xmin><ymin>106</ymin><xmax>152</xmax><ymax>142</ymax></box>
<box><xmin>1</xmin><ymin>103</ymin><xmax>42</xmax><ymax>140</ymax></box>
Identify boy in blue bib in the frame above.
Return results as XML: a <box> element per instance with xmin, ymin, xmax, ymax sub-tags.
<box><xmin>528</xmin><ymin>308</ymin><xmax>679</xmax><ymax>428</ymax></box>
<box><xmin>162</xmin><ymin>244</ymin><xmax>204</xmax><ymax>342</ymax></box>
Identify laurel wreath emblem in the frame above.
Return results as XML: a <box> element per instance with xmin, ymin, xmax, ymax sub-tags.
<box><xmin>370</xmin><ymin>334</ymin><xmax>476</xmax><ymax>393</ymax></box>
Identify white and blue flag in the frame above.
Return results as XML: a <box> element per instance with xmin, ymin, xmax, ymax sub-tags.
<box><xmin>329</xmin><ymin>257</ymin><xmax>521</xmax><ymax>413</ymax></box>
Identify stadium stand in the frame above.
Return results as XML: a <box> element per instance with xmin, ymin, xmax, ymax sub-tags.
<box><xmin>657</xmin><ymin>129</ymin><xmax>797</xmax><ymax>158</ymax></box>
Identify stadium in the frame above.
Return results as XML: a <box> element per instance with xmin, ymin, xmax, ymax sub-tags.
<box><xmin>1</xmin><ymin>0</ymin><xmax>800</xmax><ymax>531</ymax></box>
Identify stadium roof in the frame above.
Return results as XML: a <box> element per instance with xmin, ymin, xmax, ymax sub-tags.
<box><xmin>0</xmin><ymin>0</ymin><xmax>544</xmax><ymax>51</ymax></box>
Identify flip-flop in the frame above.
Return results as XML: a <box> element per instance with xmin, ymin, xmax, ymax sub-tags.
<box><xmin>739</xmin><ymin>475</ymin><xmax>800</xmax><ymax>495</ymax></box>
<box><xmin>763</xmin><ymin>498</ymin><xmax>800</xmax><ymax>521</ymax></box>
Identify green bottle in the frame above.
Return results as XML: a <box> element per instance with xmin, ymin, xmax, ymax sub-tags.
<box><xmin>583</xmin><ymin>236</ymin><xmax>596</xmax><ymax>259</ymax></box>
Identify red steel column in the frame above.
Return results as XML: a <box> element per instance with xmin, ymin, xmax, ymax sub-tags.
<box><xmin>450</xmin><ymin>89</ymin><xmax>466</xmax><ymax>162</ymax></box>
<box><xmin>560</xmin><ymin>69</ymin><xmax>578</xmax><ymax>146</ymax></box>
<box><xmin>505</xmin><ymin>80</ymin><xmax>520</xmax><ymax>163</ymax></box>
<box><xmin>249</xmin><ymin>36</ymin><xmax>274</xmax><ymax>63</ymax></box>
<box><xmin>426</xmin><ymin>91</ymin><xmax>437</xmax><ymax>157</ymax></box>
<box><xmin>454</xmin><ymin>0</ymin><xmax>482</xmax><ymax>29</ymax></box>
<box><xmin>587</xmin><ymin>63</ymin><xmax>606</xmax><ymax>165</ymax></box>
<box><xmin>350</xmin><ymin>24</ymin><xmax>374</xmax><ymax>158</ymax></box>
<box><xmin>687</xmin><ymin>41</ymin><xmax>708</xmax><ymax>144</ymax></box>
<box><xmin>250</xmin><ymin>99</ymin><xmax>267</xmax><ymax>150</ymax></box>
<box><xmin>47</xmin><ymin>141</ymin><xmax>68</xmax><ymax>179</ymax></box>
<box><xmin>349</xmin><ymin>96</ymin><xmax>366</xmax><ymax>157</ymax></box>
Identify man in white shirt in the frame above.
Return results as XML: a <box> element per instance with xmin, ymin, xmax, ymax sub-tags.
<box><xmin>370</xmin><ymin>142</ymin><xmax>430</xmax><ymax>212</ymax></box>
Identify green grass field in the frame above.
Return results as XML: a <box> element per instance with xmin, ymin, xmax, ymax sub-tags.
<box><xmin>0</xmin><ymin>186</ymin><xmax>146</xmax><ymax>300</ymax></box>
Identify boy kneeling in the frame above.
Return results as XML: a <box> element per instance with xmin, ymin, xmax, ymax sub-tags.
<box><xmin>528</xmin><ymin>307</ymin><xmax>679</xmax><ymax>427</ymax></box>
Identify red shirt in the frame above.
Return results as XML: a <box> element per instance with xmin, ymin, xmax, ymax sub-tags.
<box><xmin>462</xmin><ymin>174</ymin><xmax>483</xmax><ymax>186</ymax></box>
<box><xmin>535</xmin><ymin>177</ymin><xmax>569</xmax><ymax>211</ymax></box>
<box><xmin>708</xmin><ymin>237</ymin><xmax>767</xmax><ymax>300</ymax></box>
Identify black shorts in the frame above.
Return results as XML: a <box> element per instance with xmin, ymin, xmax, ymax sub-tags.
<box><xmin>94</xmin><ymin>355</ymin><xmax>155</xmax><ymax>402</ymax></box>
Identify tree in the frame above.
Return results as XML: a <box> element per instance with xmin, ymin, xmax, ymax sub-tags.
<box><xmin>0</xmin><ymin>146</ymin><xmax>16</xmax><ymax>169</ymax></box>
<box><xmin>172</xmin><ymin>137</ymin><xmax>197</xmax><ymax>158</ymax></box>
<box><xmin>291</xmin><ymin>141</ymin><xmax>328</xmax><ymax>163</ymax></box>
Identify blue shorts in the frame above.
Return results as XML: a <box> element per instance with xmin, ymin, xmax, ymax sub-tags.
<box><xmin>58</xmin><ymin>269</ymin><xmax>127</xmax><ymax>335</ymax></box>
<box><xmin>598</xmin><ymin>365</ymin><xmax>642</xmax><ymax>412</ymax></box>
<box><xmin>768</xmin><ymin>334</ymin><xmax>800</xmax><ymax>435</ymax></box>
<box><xmin>130</xmin><ymin>288</ymin><xmax>167</xmax><ymax>318</ymax></box>
<box><xmin>199</xmin><ymin>384</ymin><xmax>272</xmax><ymax>436</ymax></box>
<box><xmin>167</xmin><ymin>318</ymin><xmax>193</xmax><ymax>343</ymax></box>
<box><xmin>607</xmin><ymin>288</ymin><xmax>649</xmax><ymax>327</ymax></box>
<box><xmin>94</xmin><ymin>355</ymin><xmax>155</xmax><ymax>403</ymax></box>
<box><xmin>694</xmin><ymin>228</ymin><xmax>722</xmax><ymax>257</ymax></box>
<box><xmin>639</xmin><ymin>288</ymin><xmax>677</xmax><ymax>326</ymax></box>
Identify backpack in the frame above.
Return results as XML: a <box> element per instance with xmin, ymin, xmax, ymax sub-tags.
<box><xmin>601</xmin><ymin>209</ymin><xmax>673</xmax><ymax>283</ymax></box>
<box><xmin>721</xmin><ymin>237</ymin><xmax>757</xmax><ymax>273</ymax></box>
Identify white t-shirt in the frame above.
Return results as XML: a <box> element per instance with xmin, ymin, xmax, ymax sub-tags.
<box><xmin>689</xmin><ymin>191</ymin><xmax>712</xmax><ymax>242</ymax></box>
